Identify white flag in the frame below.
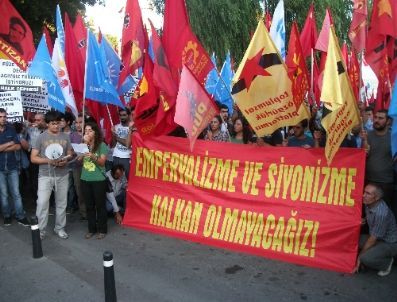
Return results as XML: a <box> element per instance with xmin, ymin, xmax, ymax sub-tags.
<box><xmin>52</xmin><ymin>38</ymin><xmax>78</xmax><ymax>116</ymax></box>
<box><xmin>269</xmin><ymin>0</ymin><xmax>286</xmax><ymax>60</ymax></box>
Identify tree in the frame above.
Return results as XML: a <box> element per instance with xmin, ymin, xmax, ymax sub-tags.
<box><xmin>10</xmin><ymin>0</ymin><xmax>104</xmax><ymax>42</ymax></box>
<box><xmin>151</xmin><ymin>0</ymin><xmax>355</xmax><ymax>66</ymax></box>
<box><xmin>150</xmin><ymin>0</ymin><xmax>261</xmax><ymax>66</ymax></box>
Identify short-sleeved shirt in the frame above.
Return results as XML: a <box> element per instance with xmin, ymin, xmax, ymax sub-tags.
<box><xmin>112</xmin><ymin>124</ymin><xmax>131</xmax><ymax>159</ymax></box>
<box><xmin>69</xmin><ymin>131</ymin><xmax>83</xmax><ymax>168</ymax></box>
<box><xmin>81</xmin><ymin>142</ymin><xmax>108</xmax><ymax>181</ymax></box>
<box><xmin>366</xmin><ymin>200</ymin><xmax>397</xmax><ymax>243</ymax></box>
<box><xmin>33</xmin><ymin>131</ymin><xmax>72</xmax><ymax>177</ymax></box>
<box><xmin>0</xmin><ymin>124</ymin><xmax>20</xmax><ymax>171</ymax></box>
<box><xmin>205</xmin><ymin>130</ymin><xmax>229</xmax><ymax>142</ymax></box>
<box><xmin>366</xmin><ymin>131</ymin><xmax>393</xmax><ymax>183</ymax></box>
<box><xmin>287</xmin><ymin>135</ymin><xmax>314</xmax><ymax>147</ymax></box>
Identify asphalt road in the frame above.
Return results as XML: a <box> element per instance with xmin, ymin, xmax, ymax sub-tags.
<box><xmin>1</xmin><ymin>211</ymin><xmax>396</xmax><ymax>302</ymax></box>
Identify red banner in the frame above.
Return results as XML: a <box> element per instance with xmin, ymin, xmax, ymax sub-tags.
<box><xmin>124</xmin><ymin>135</ymin><xmax>366</xmax><ymax>273</ymax></box>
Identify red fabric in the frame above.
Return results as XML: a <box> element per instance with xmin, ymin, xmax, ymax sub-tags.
<box><xmin>286</xmin><ymin>22</ymin><xmax>310</xmax><ymax>110</ymax></box>
<box><xmin>101</xmin><ymin>104</ymin><xmax>120</xmax><ymax>145</ymax></box>
<box><xmin>375</xmin><ymin>51</ymin><xmax>391</xmax><ymax>110</ymax></box>
<box><xmin>264</xmin><ymin>11</ymin><xmax>272</xmax><ymax>31</ymax></box>
<box><xmin>341</xmin><ymin>43</ymin><xmax>349</xmax><ymax>66</ymax></box>
<box><xmin>0</xmin><ymin>0</ymin><xmax>35</xmax><ymax>70</ymax></box>
<box><xmin>348</xmin><ymin>50</ymin><xmax>361</xmax><ymax>101</ymax></box>
<box><xmin>43</xmin><ymin>25</ymin><xmax>53</xmax><ymax>56</ymax></box>
<box><xmin>312</xmin><ymin>56</ymin><xmax>321</xmax><ymax>106</ymax></box>
<box><xmin>387</xmin><ymin>36</ymin><xmax>397</xmax><ymax>83</ymax></box>
<box><xmin>366</xmin><ymin>35</ymin><xmax>387</xmax><ymax>83</ymax></box>
<box><xmin>149</xmin><ymin>21</ymin><xmax>178</xmax><ymax>134</ymax></box>
<box><xmin>369</xmin><ymin>0</ymin><xmax>397</xmax><ymax>38</ymax></box>
<box><xmin>134</xmin><ymin>54</ymin><xmax>175</xmax><ymax>137</ymax></box>
<box><xmin>124</xmin><ymin>135</ymin><xmax>366</xmax><ymax>273</ymax></box>
<box><xmin>119</xmin><ymin>0</ymin><xmax>146</xmax><ymax>86</ymax></box>
<box><xmin>174</xmin><ymin>66</ymin><xmax>218</xmax><ymax>150</ymax></box>
<box><xmin>315</xmin><ymin>8</ymin><xmax>333</xmax><ymax>52</ymax></box>
<box><xmin>65</xmin><ymin>13</ymin><xmax>84</xmax><ymax>112</ymax></box>
<box><xmin>162</xmin><ymin>0</ymin><xmax>213</xmax><ymax>84</ymax></box>
<box><xmin>300</xmin><ymin>3</ymin><xmax>317</xmax><ymax>58</ymax></box>
<box><xmin>73</xmin><ymin>13</ymin><xmax>87</xmax><ymax>63</ymax></box>
<box><xmin>348</xmin><ymin>0</ymin><xmax>367</xmax><ymax>52</ymax></box>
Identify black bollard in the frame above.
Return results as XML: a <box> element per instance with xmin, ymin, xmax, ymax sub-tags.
<box><xmin>31</xmin><ymin>216</ymin><xmax>43</xmax><ymax>259</ymax></box>
<box><xmin>103</xmin><ymin>251</ymin><xmax>117</xmax><ymax>302</ymax></box>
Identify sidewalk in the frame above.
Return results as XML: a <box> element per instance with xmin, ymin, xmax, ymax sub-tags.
<box><xmin>1</xmin><ymin>211</ymin><xmax>396</xmax><ymax>302</ymax></box>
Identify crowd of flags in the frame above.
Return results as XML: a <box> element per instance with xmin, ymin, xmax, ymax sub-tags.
<box><xmin>0</xmin><ymin>0</ymin><xmax>396</xmax><ymax>161</ymax></box>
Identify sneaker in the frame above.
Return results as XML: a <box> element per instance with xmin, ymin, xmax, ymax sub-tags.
<box><xmin>3</xmin><ymin>217</ymin><xmax>11</xmax><ymax>226</ymax></box>
<box><xmin>54</xmin><ymin>229</ymin><xmax>69</xmax><ymax>239</ymax></box>
<box><xmin>378</xmin><ymin>258</ymin><xmax>394</xmax><ymax>277</ymax></box>
<box><xmin>17</xmin><ymin>217</ymin><xmax>30</xmax><ymax>227</ymax></box>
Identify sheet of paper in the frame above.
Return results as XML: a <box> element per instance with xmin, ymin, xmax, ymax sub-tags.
<box><xmin>71</xmin><ymin>143</ymin><xmax>89</xmax><ymax>155</ymax></box>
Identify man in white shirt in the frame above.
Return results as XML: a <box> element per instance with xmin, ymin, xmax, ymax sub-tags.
<box><xmin>112</xmin><ymin>108</ymin><xmax>132</xmax><ymax>179</ymax></box>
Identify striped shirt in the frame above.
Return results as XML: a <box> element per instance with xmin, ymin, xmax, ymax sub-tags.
<box><xmin>365</xmin><ymin>200</ymin><xmax>397</xmax><ymax>243</ymax></box>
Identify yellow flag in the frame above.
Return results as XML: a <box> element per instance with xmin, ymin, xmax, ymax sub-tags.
<box><xmin>232</xmin><ymin>21</ymin><xmax>303</xmax><ymax>136</ymax></box>
<box><xmin>321</xmin><ymin>27</ymin><xmax>361</xmax><ymax>165</ymax></box>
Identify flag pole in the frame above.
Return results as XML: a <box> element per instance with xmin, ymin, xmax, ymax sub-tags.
<box><xmin>105</xmin><ymin>104</ymin><xmax>114</xmax><ymax>127</ymax></box>
<box><xmin>310</xmin><ymin>48</ymin><xmax>315</xmax><ymax>107</ymax></box>
<box><xmin>81</xmin><ymin>28</ymin><xmax>89</xmax><ymax>141</ymax></box>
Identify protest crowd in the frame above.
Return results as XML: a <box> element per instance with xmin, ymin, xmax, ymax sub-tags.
<box><xmin>0</xmin><ymin>0</ymin><xmax>397</xmax><ymax>277</ymax></box>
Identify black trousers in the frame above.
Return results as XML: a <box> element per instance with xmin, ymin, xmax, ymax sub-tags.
<box><xmin>81</xmin><ymin>180</ymin><xmax>107</xmax><ymax>234</ymax></box>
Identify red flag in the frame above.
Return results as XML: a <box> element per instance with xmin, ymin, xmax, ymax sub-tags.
<box><xmin>264</xmin><ymin>11</ymin><xmax>272</xmax><ymax>31</ymax></box>
<box><xmin>149</xmin><ymin>21</ymin><xmax>178</xmax><ymax>134</ymax></box>
<box><xmin>300</xmin><ymin>3</ymin><xmax>318</xmax><ymax>58</ymax></box>
<box><xmin>286</xmin><ymin>22</ymin><xmax>310</xmax><ymax>110</ymax></box>
<box><xmin>162</xmin><ymin>0</ymin><xmax>213</xmax><ymax>84</ymax></box>
<box><xmin>366</xmin><ymin>35</ymin><xmax>387</xmax><ymax>81</ymax></box>
<box><xmin>348</xmin><ymin>50</ymin><xmax>361</xmax><ymax>101</ymax></box>
<box><xmin>369</xmin><ymin>0</ymin><xmax>397</xmax><ymax>38</ymax></box>
<box><xmin>134</xmin><ymin>55</ymin><xmax>175</xmax><ymax>137</ymax></box>
<box><xmin>119</xmin><ymin>0</ymin><xmax>146</xmax><ymax>86</ymax></box>
<box><xmin>174</xmin><ymin>65</ymin><xmax>219</xmax><ymax>150</ymax></box>
<box><xmin>315</xmin><ymin>8</ymin><xmax>333</xmax><ymax>52</ymax></box>
<box><xmin>375</xmin><ymin>51</ymin><xmax>391</xmax><ymax>110</ymax></box>
<box><xmin>312</xmin><ymin>56</ymin><xmax>321</xmax><ymax>106</ymax></box>
<box><xmin>150</xmin><ymin>21</ymin><xmax>178</xmax><ymax>98</ymax></box>
<box><xmin>0</xmin><ymin>0</ymin><xmax>35</xmax><ymax>70</ymax></box>
<box><xmin>101</xmin><ymin>104</ymin><xmax>120</xmax><ymax>145</ymax></box>
<box><xmin>43</xmin><ymin>25</ymin><xmax>53</xmax><ymax>56</ymax></box>
<box><xmin>73</xmin><ymin>13</ymin><xmax>87</xmax><ymax>63</ymax></box>
<box><xmin>387</xmin><ymin>36</ymin><xmax>397</xmax><ymax>82</ymax></box>
<box><xmin>341</xmin><ymin>43</ymin><xmax>349</xmax><ymax>66</ymax></box>
<box><xmin>65</xmin><ymin>13</ymin><xmax>84</xmax><ymax>112</ymax></box>
<box><xmin>348</xmin><ymin>0</ymin><xmax>367</xmax><ymax>52</ymax></box>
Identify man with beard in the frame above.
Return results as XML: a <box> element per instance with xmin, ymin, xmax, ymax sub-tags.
<box><xmin>112</xmin><ymin>108</ymin><xmax>132</xmax><ymax>179</ymax></box>
<box><xmin>362</xmin><ymin>110</ymin><xmax>394</xmax><ymax>215</ymax></box>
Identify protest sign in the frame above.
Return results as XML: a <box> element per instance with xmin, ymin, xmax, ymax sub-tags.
<box><xmin>124</xmin><ymin>135</ymin><xmax>366</xmax><ymax>273</ymax></box>
<box><xmin>0</xmin><ymin>90</ymin><xmax>23</xmax><ymax>122</ymax></box>
<box><xmin>0</xmin><ymin>59</ymin><xmax>42</xmax><ymax>92</ymax></box>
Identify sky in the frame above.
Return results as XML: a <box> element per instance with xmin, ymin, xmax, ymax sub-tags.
<box><xmin>85</xmin><ymin>0</ymin><xmax>163</xmax><ymax>39</ymax></box>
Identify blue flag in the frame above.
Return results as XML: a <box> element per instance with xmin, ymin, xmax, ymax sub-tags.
<box><xmin>117</xmin><ymin>74</ymin><xmax>139</xmax><ymax>98</ymax></box>
<box><xmin>85</xmin><ymin>30</ymin><xmax>124</xmax><ymax>108</ymax></box>
<box><xmin>100</xmin><ymin>37</ymin><xmax>121</xmax><ymax>88</ymax></box>
<box><xmin>148</xmin><ymin>36</ymin><xmax>155</xmax><ymax>62</ymax></box>
<box><xmin>269</xmin><ymin>0</ymin><xmax>286</xmax><ymax>60</ymax></box>
<box><xmin>56</xmin><ymin>4</ymin><xmax>65</xmax><ymax>52</ymax></box>
<box><xmin>214</xmin><ymin>51</ymin><xmax>234</xmax><ymax>114</ymax></box>
<box><xmin>205</xmin><ymin>53</ymin><xmax>219</xmax><ymax>95</ymax></box>
<box><xmin>390</xmin><ymin>78</ymin><xmax>397</xmax><ymax>158</ymax></box>
<box><xmin>28</xmin><ymin>35</ymin><xmax>65</xmax><ymax>113</ymax></box>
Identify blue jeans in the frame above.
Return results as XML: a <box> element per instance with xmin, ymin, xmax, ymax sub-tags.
<box><xmin>0</xmin><ymin>169</ymin><xmax>25</xmax><ymax>219</ymax></box>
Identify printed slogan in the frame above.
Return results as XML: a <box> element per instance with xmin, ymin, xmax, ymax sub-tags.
<box><xmin>124</xmin><ymin>135</ymin><xmax>365</xmax><ymax>273</ymax></box>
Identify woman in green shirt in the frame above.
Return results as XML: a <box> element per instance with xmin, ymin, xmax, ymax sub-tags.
<box><xmin>81</xmin><ymin>122</ymin><xmax>108</xmax><ymax>239</ymax></box>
